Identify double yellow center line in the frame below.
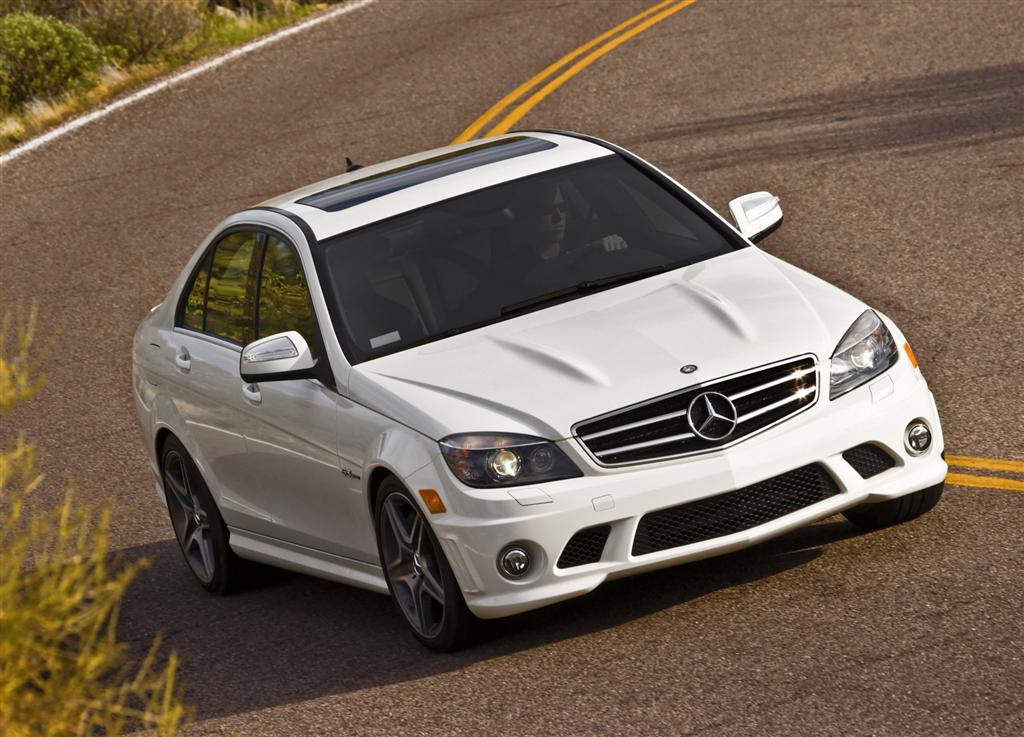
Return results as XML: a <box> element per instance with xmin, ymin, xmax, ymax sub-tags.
<box><xmin>946</xmin><ymin>455</ymin><xmax>1024</xmax><ymax>492</ymax></box>
<box><xmin>451</xmin><ymin>0</ymin><xmax>699</xmax><ymax>144</ymax></box>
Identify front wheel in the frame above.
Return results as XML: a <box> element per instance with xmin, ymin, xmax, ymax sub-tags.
<box><xmin>375</xmin><ymin>478</ymin><xmax>479</xmax><ymax>651</ymax></box>
<box><xmin>843</xmin><ymin>481</ymin><xmax>944</xmax><ymax>530</ymax></box>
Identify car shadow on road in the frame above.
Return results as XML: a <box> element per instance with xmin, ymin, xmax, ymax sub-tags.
<box><xmin>116</xmin><ymin>516</ymin><xmax>864</xmax><ymax>721</ymax></box>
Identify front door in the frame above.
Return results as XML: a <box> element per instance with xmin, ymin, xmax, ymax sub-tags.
<box><xmin>234</xmin><ymin>232</ymin><xmax>367</xmax><ymax>559</ymax></box>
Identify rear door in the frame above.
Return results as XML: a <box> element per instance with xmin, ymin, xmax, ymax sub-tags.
<box><xmin>162</xmin><ymin>229</ymin><xmax>261</xmax><ymax>524</ymax></box>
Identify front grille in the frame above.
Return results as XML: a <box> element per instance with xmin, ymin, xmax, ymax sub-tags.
<box><xmin>632</xmin><ymin>463</ymin><xmax>840</xmax><ymax>555</ymax></box>
<box><xmin>557</xmin><ymin>525</ymin><xmax>611</xmax><ymax>568</ymax></box>
<box><xmin>574</xmin><ymin>356</ymin><xmax>818</xmax><ymax>466</ymax></box>
<box><xmin>843</xmin><ymin>444</ymin><xmax>896</xmax><ymax>478</ymax></box>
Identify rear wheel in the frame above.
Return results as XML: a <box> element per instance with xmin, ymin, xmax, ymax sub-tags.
<box><xmin>843</xmin><ymin>481</ymin><xmax>944</xmax><ymax>530</ymax></box>
<box><xmin>160</xmin><ymin>436</ymin><xmax>246</xmax><ymax>594</ymax></box>
<box><xmin>374</xmin><ymin>477</ymin><xmax>479</xmax><ymax>651</ymax></box>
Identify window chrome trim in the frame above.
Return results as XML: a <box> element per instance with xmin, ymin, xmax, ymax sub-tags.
<box><xmin>173</xmin><ymin>326</ymin><xmax>242</xmax><ymax>352</ymax></box>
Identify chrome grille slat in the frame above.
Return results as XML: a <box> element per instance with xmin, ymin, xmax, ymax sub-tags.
<box><xmin>573</xmin><ymin>355</ymin><xmax>819</xmax><ymax>466</ymax></box>
<box><xmin>737</xmin><ymin>386</ymin><xmax>817</xmax><ymax>424</ymax></box>
<box><xmin>594</xmin><ymin>430</ymin><xmax>696</xmax><ymax>458</ymax></box>
<box><xmin>728</xmin><ymin>366</ymin><xmax>816</xmax><ymax>401</ymax></box>
<box><xmin>580</xmin><ymin>408</ymin><xmax>688</xmax><ymax>442</ymax></box>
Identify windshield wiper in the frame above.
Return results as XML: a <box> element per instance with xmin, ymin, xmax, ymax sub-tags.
<box><xmin>499</xmin><ymin>262</ymin><xmax>686</xmax><ymax>317</ymax></box>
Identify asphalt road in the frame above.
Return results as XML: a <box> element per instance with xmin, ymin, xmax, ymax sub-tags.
<box><xmin>1</xmin><ymin>0</ymin><xmax>1022</xmax><ymax>734</ymax></box>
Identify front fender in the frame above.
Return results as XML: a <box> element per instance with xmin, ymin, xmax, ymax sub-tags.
<box><xmin>361</xmin><ymin>424</ymin><xmax>441</xmax><ymax>519</ymax></box>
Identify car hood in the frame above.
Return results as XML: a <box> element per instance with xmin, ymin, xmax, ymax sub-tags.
<box><xmin>350</xmin><ymin>248</ymin><xmax>866</xmax><ymax>441</ymax></box>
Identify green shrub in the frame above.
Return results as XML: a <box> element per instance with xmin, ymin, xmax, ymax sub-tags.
<box><xmin>76</xmin><ymin>0</ymin><xmax>204</xmax><ymax>65</ymax></box>
<box><xmin>0</xmin><ymin>1</ymin><xmax>80</xmax><ymax>20</ymax></box>
<box><xmin>0</xmin><ymin>12</ymin><xmax>103</xmax><ymax>112</ymax></box>
<box><xmin>214</xmin><ymin>1</ymin><xmax>312</xmax><ymax>14</ymax></box>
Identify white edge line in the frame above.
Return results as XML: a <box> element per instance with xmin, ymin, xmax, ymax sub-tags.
<box><xmin>0</xmin><ymin>0</ymin><xmax>377</xmax><ymax>168</ymax></box>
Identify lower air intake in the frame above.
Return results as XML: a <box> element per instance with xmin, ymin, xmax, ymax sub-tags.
<box><xmin>557</xmin><ymin>525</ymin><xmax>611</xmax><ymax>568</ymax></box>
<box><xmin>842</xmin><ymin>444</ymin><xmax>897</xmax><ymax>478</ymax></box>
<box><xmin>632</xmin><ymin>463</ymin><xmax>840</xmax><ymax>556</ymax></box>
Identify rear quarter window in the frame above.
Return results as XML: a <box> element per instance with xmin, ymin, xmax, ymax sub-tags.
<box><xmin>181</xmin><ymin>251</ymin><xmax>210</xmax><ymax>331</ymax></box>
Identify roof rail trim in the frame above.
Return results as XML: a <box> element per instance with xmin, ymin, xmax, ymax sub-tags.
<box><xmin>250</xmin><ymin>206</ymin><xmax>319</xmax><ymax>245</ymax></box>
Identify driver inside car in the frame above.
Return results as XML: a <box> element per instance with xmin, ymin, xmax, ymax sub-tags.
<box><xmin>516</xmin><ymin>181</ymin><xmax>630</xmax><ymax>287</ymax></box>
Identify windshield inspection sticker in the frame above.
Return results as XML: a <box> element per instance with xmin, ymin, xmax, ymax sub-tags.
<box><xmin>370</xmin><ymin>331</ymin><xmax>401</xmax><ymax>349</ymax></box>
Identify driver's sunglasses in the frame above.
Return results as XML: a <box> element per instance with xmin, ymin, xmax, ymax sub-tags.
<box><xmin>544</xmin><ymin>202</ymin><xmax>568</xmax><ymax>220</ymax></box>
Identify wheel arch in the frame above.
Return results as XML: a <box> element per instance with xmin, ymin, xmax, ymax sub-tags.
<box><xmin>155</xmin><ymin>426</ymin><xmax>175</xmax><ymax>465</ymax></box>
<box><xmin>366</xmin><ymin>464</ymin><xmax>397</xmax><ymax>521</ymax></box>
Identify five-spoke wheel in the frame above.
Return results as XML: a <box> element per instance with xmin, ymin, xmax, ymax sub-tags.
<box><xmin>163</xmin><ymin>448</ymin><xmax>216</xmax><ymax>583</ymax></box>
<box><xmin>380</xmin><ymin>492</ymin><xmax>448</xmax><ymax>639</ymax></box>
<box><xmin>160</xmin><ymin>435</ymin><xmax>243</xmax><ymax>594</ymax></box>
<box><xmin>374</xmin><ymin>477</ymin><xmax>479</xmax><ymax>651</ymax></box>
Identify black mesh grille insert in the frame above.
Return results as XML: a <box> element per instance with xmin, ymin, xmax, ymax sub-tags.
<box><xmin>574</xmin><ymin>356</ymin><xmax>818</xmax><ymax>466</ymax></box>
<box><xmin>842</xmin><ymin>444</ymin><xmax>896</xmax><ymax>478</ymax></box>
<box><xmin>557</xmin><ymin>525</ymin><xmax>611</xmax><ymax>568</ymax></box>
<box><xmin>632</xmin><ymin>463</ymin><xmax>840</xmax><ymax>556</ymax></box>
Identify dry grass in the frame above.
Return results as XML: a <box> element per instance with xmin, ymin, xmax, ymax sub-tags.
<box><xmin>0</xmin><ymin>307</ymin><xmax>190</xmax><ymax>736</ymax></box>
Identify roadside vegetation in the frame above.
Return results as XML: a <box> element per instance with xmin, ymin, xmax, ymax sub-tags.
<box><xmin>0</xmin><ymin>307</ymin><xmax>189</xmax><ymax>735</ymax></box>
<box><xmin>0</xmin><ymin>1</ymin><xmax>338</xmax><ymax>152</ymax></box>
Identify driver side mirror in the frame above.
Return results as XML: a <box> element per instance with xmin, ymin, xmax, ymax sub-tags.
<box><xmin>240</xmin><ymin>331</ymin><xmax>316</xmax><ymax>383</ymax></box>
<box><xmin>729</xmin><ymin>191</ymin><xmax>783</xmax><ymax>243</ymax></box>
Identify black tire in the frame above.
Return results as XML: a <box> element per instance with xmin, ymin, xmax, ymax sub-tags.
<box><xmin>374</xmin><ymin>476</ymin><xmax>480</xmax><ymax>651</ymax></box>
<box><xmin>160</xmin><ymin>435</ymin><xmax>247</xmax><ymax>595</ymax></box>
<box><xmin>842</xmin><ymin>481</ymin><xmax>944</xmax><ymax>530</ymax></box>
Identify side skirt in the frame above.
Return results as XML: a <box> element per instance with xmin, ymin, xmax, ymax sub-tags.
<box><xmin>228</xmin><ymin>527</ymin><xmax>389</xmax><ymax>595</ymax></box>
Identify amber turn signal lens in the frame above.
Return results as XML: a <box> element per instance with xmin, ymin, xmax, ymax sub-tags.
<box><xmin>418</xmin><ymin>488</ymin><xmax>447</xmax><ymax>514</ymax></box>
<box><xmin>903</xmin><ymin>343</ymin><xmax>918</xmax><ymax>368</ymax></box>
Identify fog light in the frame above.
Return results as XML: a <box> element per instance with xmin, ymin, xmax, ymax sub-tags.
<box><xmin>498</xmin><ymin>545</ymin><xmax>530</xmax><ymax>579</ymax></box>
<box><xmin>905</xmin><ymin>420</ymin><xmax>932</xmax><ymax>456</ymax></box>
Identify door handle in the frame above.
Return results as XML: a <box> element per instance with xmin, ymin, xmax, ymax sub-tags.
<box><xmin>243</xmin><ymin>382</ymin><xmax>262</xmax><ymax>405</ymax></box>
<box><xmin>175</xmin><ymin>346</ymin><xmax>191</xmax><ymax>372</ymax></box>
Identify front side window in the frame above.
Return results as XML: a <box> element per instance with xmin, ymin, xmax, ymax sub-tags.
<box><xmin>204</xmin><ymin>231</ymin><xmax>259</xmax><ymax>345</ymax></box>
<box><xmin>318</xmin><ymin>154</ymin><xmax>744</xmax><ymax>363</ymax></box>
<box><xmin>257</xmin><ymin>235</ymin><xmax>318</xmax><ymax>354</ymax></box>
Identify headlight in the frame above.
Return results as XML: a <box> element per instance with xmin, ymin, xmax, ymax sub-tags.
<box><xmin>830</xmin><ymin>310</ymin><xmax>898</xmax><ymax>399</ymax></box>
<box><xmin>439</xmin><ymin>433</ymin><xmax>582</xmax><ymax>488</ymax></box>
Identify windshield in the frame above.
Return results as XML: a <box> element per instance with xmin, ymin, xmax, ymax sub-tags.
<box><xmin>318</xmin><ymin>154</ymin><xmax>745</xmax><ymax>363</ymax></box>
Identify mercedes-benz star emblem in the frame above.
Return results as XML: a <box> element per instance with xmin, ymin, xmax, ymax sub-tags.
<box><xmin>687</xmin><ymin>391</ymin><xmax>739</xmax><ymax>441</ymax></box>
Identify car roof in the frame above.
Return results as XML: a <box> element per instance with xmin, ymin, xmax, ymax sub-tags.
<box><xmin>256</xmin><ymin>131</ymin><xmax>613</xmax><ymax>242</ymax></box>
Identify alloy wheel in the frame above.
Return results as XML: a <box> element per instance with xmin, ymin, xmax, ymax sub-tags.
<box><xmin>380</xmin><ymin>493</ymin><xmax>447</xmax><ymax>639</ymax></box>
<box><xmin>163</xmin><ymin>450</ymin><xmax>216</xmax><ymax>583</ymax></box>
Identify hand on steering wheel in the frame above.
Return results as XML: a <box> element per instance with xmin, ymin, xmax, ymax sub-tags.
<box><xmin>594</xmin><ymin>234</ymin><xmax>629</xmax><ymax>252</ymax></box>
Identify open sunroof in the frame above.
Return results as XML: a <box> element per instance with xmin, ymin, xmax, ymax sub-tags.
<box><xmin>297</xmin><ymin>136</ymin><xmax>557</xmax><ymax>213</ymax></box>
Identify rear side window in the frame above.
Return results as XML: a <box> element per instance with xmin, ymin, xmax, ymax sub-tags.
<box><xmin>204</xmin><ymin>232</ymin><xmax>259</xmax><ymax>345</ymax></box>
<box><xmin>257</xmin><ymin>235</ymin><xmax>318</xmax><ymax>354</ymax></box>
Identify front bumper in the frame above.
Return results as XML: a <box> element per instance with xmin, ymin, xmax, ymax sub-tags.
<box><xmin>405</xmin><ymin>357</ymin><xmax>946</xmax><ymax>619</ymax></box>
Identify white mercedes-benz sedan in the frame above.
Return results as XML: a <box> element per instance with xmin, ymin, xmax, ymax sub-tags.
<box><xmin>133</xmin><ymin>131</ymin><xmax>946</xmax><ymax>650</ymax></box>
